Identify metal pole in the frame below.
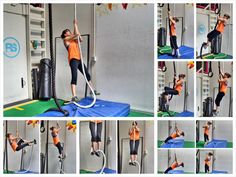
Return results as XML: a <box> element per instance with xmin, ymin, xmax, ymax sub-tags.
<box><xmin>4</xmin><ymin>121</ymin><xmax>8</xmax><ymax>173</ymax></box>
<box><xmin>46</xmin><ymin>120</ymin><xmax>49</xmax><ymax>173</ymax></box>
<box><xmin>117</xmin><ymin>121</ymin><xmax>121</xmax><ymax>173</ymax></box>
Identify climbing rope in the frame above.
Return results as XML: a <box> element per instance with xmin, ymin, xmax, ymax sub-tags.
<box><xmin>169</xmin><ymin>61</ymin><xmax>176</xmax><ymax>101</ymax></box>
<box><xmin>96</xmin><ymin>150</ymin><xmax>106</xmax><ymax>174</ymax></box>
<box><xmin>72</xmin><ymin>4</ymin><xmax>96</xmax><ymax>109</ymax></box>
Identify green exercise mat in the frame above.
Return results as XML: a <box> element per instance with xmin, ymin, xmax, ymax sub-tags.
<box><xmin>128</xmin><ymin>110</ymin><xmax>153</xmax><ymax>117</ymax></box>
<box><xmin>202</xmin><ymin>53</ymin><xmax>231</xmax><ymax>59</ymax></box>
<box><xmin>158</xmin><ymin>45</ymin><xmax>172</xmax><ymax>55</ymax></box>
<box><xmin>158</xmin><ymin>111</ymin><xmax>178</xmax><ymax>117</ymax></box>
<box><xmin>80</xmin><ymin>169</ymin><xmax>94</xmax><ymax>174</ymax></box>
<box><xmin>4</xmin><ymin>99</ymin><xmax>64</xmax><ymax>117</ymax></box>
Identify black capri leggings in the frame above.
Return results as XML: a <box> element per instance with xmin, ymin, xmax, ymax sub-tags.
<box><xmin>215</xmin><ymin>92</ymin><xmax>225</xmax><ymax>107</ymax></box>
<box><xmin>130</xmin><ymin>139</ymin><xmax>140</xmax><ymax>155</ymax></box>
<box><xmin>164</xmin><ymin>87</ymin><xmax>179</xmax><ymax>96</ymax></box>
<box><xmin>89</xmin><ymin>122</ymin><xmax>102</xmax><ymax>142</ymax></box>
<box><xmin>170</xmin><ymin>36</ymin><xmax>179</xmax><ymax>50</ymax></box>
<box><xmin>15</xmin><ymin>139</ymin><xmax>30</xmax><ymax>151</ymax></box>
<box><xmin>205</xmin><ymin>164</ymin><xmax>210</xmax><ymax>173</ymax></box>
<box><xmin>55</xmin><ymin>142</ymin><xmax>63</xmax><ymax>155</ymax></box>
<box><xmin>204</xmin><ymin>133</ymin><xmax>209</xmax><ymax>142</ymax></box>
<box><xmin>70</xmin><ymin>59</ymin><xmax>91</xmax><ymax>85</ymax></box>
<box><xmin>164</xmin><ymin>167</ymin><xmax>172</xmax><ymax>174</ymax></box>
<box><xmin>164</xmin><ymin>136</ymin><xmax>173</xmax><ymax>143</ymax></box>
<box><xmin>207</xmin><ymin>29</ymin><xmax>221</xmax><ymax>42</ymax></box>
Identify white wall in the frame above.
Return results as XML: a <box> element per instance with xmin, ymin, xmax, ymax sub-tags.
<box><xmin>95</xmin><ymin>4</ymin><xmax>154</xmax><ymax>112</ymax></box>
<box><xmin>214</xmin><ymin>149</ymin><xmax>232</xmax><ymax>173</ymax></box>
<box><xmin>158</xmin><ymin>149</ymin><xmax>195</xmax><ymax>173</ymax></box>
<box><xmin>163</xmin><ymin>61</ymin><xmax>194</xmax><ymax>112</ymax></box>
<box><xmin>118</xmin><ymin>120</ymin><xmax>154</xmax><ymax>173</ymax></box>
<box><xmin>3</xmin><ymin>120</ymin><xmax>39</xmax><ymax>172</ymax></box>
<box><xmin>158</xmin><ymin>120</ymin><xmax>195</xmax><ymax>142</ymax></box>
<box><xmin>4</xmin><ymin>4</ymin><xmax>29</xmax><ymax>104</ymax></box>
<box><xmin>40</xmin><ymin>121</ymin><xmax>76</xmax><ymax>173</ymax></box>
<box><xmin>161</xmin><ymin>4</ymin><xmax>194</xmax><ymax>48</ymax></box>
<box><xmin>79</xmin><ymin>121</ymin><xmax>116</xmax><ymax>172</ymax></box>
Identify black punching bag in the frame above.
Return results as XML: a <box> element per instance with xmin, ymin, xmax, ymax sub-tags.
<box><xmin>203</xmin><ymin>97</ymin><xmax>213</xmax><ymax>117</ymax></box>
<box><xmin>211</xmin><ymin>34</ymin><xmax>222</xmax><ymax>54</ymax></box>
<box><xmin>38</xmin><ymin>58</ymin><xmax>52</xmax><ymax>100</ymax></box>
<box><xmin>158</xmin><ymin>27</ymin><xmax>167</xmax><ymax>47</ymax></box>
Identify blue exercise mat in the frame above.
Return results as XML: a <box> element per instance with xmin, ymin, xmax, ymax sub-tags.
<box><xmin>176</xmin><ymin>111</ymin><xmax>194</xmax><ymax>117</ymax></box>
<box><xmin>158</xmin><ymin>46</ymin><xmax>194</xmax><ymax>59</ymax></box>
<box><xmin>168</xmin><ymin>170</ymin><xmax>184</xmax><ymax>174</ymax></box>
<box><xmin>161</xmin><ymin>139</ymin><xmax>184</xmax><ymax>148</ymax></box>
<box><xmin>96</xmin><ymin>168</ymin><xmax>116</xmax><ymax>174</ymax></box>
<box><xmin>15</xmin><ymin>170</ymin><xmax>39</xmax><ymax>174</ymax></box>
<box><xmin>211</xmin><ymin>170</ymin><xmax>228</xmax><ymax>174</ymax></box>
<box><xmin>205</xmin><ymin>139</ymin><xmax>228</xmax><ymax>148</ymax></box>
<box><xmin>37</xmin><ymin>97</ymin><xmax>130</xmax><ymax>117</ymax></box>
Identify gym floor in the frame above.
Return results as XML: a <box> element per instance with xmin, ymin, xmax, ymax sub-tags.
<box><xmin>4</xmin><ymin>99</ymin><xmax>153</xmax><ymax>117</ymax></box>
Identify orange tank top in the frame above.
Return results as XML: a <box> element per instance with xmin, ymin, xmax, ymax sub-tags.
<box><xmin>67</xmin><ymin>40</ymin><xmax>81</xmax><ymax>62</ymax></box>
<box><xmin>130</xmin><ymin>128</ymin><xmax>140</xmax><ymax>141</ymax></box>
<box><xmin>90</xmin><ymin>120</ymin><xmax>103</xmax><ymax>124</ymax></box>
<box><xmin>52</xmin><ymin>129</ymin><xmax>60</xmax><ymax>145</ymax></box>
<box><xmin>216</xmin><ymin>21</ymin><xmax>225</xmax><ymax>33</ymax></box>
<box><xmin>171</xmin><ymin>132</ymin><xmax>179</xmax><ymax>139</ymax></box>
<box><xmin>170</xmin><ymin>23</ymin><xmax>176</xmax><ymax>36</ymax></box>
<box><xmin>174</xmin><ymin>80</ymin><xmax>183</xmax><ymax>94</ymax></box>
<box><xmin>171</xmin><ymin>162</ymin><xmax>178</xmax><ymax>169</ymax></box>
<box><xmin>205</xmin><ymin>157</ymin><xmax>210</xmax><ymax>166</ymax></box>
<box><xmin>9</xmin><ymin>139</ymin><xmax>18</xmax><ymax>152</ymax></box>
<box><xmin>204</xmin><ymin>126</ymin><xmax>209</xmax><ymax>135</ymax></box>
<box><xmin>220</xmin><ymin>80</ymin><xmax>227</xmax><ymax>94</ymax></box>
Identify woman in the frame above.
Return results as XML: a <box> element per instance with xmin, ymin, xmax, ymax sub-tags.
<box><xmin>168</xmin><ymin>10</ymin><xmax>181</xmax><ymax>57</ymax></box>
<box><xmin>7</xmin><ymin>133</ymin><xmax>36</xmax><ymax>152</ymax></box>
<box><xmin>50</xmin><ymin>122</ymin><xmax>65</xmax><ymax>159</ymax></box>
<box><xmin>203</xmin><ymin>121</ymin><xmax>212</xmax><ymax>146</ymax></box>
<box><xmin>164</xmin><ymin>161</ymin><xmax>184</xmax><ymax>174</ymax></box>
<box><xmin>163</xmin><ymin>74</ymin><xmax>186</xmax><ymax>102</ymax></box>
<box><xmin>204</xmin><ymin>152</ymin><xmax>213</xmax><ymax>173</ymax></box>
<box><xmin>213</xmin><ymin>71</ymin><xmax>231</xmax><ymax>116</ymax></box>
<box><xmin>61</xmin><ymin>19</ymin><xmax>99</xmax><ymax>102</ymax></box>
<box><xmin>129</xmin><ymin>121</ymin><xmax>140</xmax><ymax>166</ymax></box>
<box><xmin>89</xmin><ymin>120</ymin><xmax>103</xmax><ymax>157</ymax></box>
<box><xmin>162</xmin><ymin>126</ymin><xmax>184</xmax><ymax>145</ymax></box>
<box><xmin>203</xmin><ymin>14</ymin><xmax>230</xmax><ymax>49</ymax></box>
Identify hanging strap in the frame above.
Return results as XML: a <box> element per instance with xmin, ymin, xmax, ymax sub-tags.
<box><xmin>159</xmin><ymin>61</ymin><xmax>167</xmax><ymax>72</ymax></box>
<box><xmin>208</xmin><ymin>61</ymin><xmax>213</xmax><ymax>77</ymax></box>
<box><xmin>158</xmin><ymin>3</ymin><xmax>164</xmax><ymax>7</ymax></box>
<box><xmin>40</xmin><ymin>121</ymin><xmax>45</xmax><ymax>133</ymax></box>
